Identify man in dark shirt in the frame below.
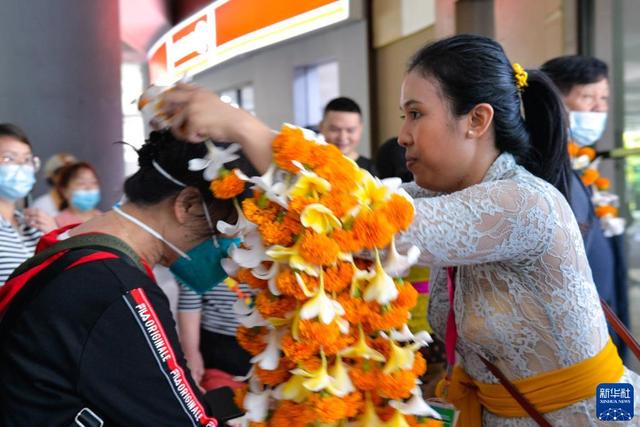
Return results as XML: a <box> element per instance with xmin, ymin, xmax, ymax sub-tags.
<box><xmin>319</xmin><ymin>97</ymin><xmax>377</xmax><ymax>175</ymax></box>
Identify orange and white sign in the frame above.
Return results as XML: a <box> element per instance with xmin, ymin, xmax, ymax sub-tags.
<box><xmin>147</xmin><ymin>0</ymin><xmax>350</xmax><ymax>85</ymax></box>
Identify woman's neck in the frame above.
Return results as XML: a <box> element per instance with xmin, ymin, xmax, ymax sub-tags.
<box><xmin>69</xmin><ymin>205</ymin><xmax>165</xmax><ymax>266</ymax></box>
<box><xmin>67</xmin><ymin>206</ymin><xmax>95</xmax><ymax>221</ymax></box>
<box><xmin>0</xmin><ymin>198</ymin><xmax>16</xmax><ymax>224</ymax></box>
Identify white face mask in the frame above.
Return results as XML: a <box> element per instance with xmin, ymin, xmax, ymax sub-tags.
<box><xmin>569</xmin><ymin>111</ymin><xmax>608</xmax><ymax>146</ymax></box>
<box><xmin>0</xmin><ymin>164</ymin><xmax>36</xmax><ymax>201</ymax></box>
<box><xmin>113</xmin><ymin>206</ymin><xmax>191</xmax><ymax>261</ymax></box>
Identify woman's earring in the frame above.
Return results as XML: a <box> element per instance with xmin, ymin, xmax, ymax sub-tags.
<box><xmin>466</xmin><ymin>130</ymin><xmax>474</xmax><ymax>138</ymax></box>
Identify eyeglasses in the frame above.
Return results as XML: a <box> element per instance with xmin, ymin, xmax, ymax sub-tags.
<box><xmin>0</xmin><ymin>152</ymin><xmax>41</xmax><ymax>171</ymax></box>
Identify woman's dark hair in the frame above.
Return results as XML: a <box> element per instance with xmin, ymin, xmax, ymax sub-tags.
<box><xmin>0</xmin><ymin>123</ymin><xmax>31</xmax><ymax>147</ymax></box>
<box><xmin>56</xmin><ymin>161</ymin><xmax>99</xmax><ymax>210</ymax></box>
<box><xmin>541</xmin><ymin>55</ymin><xmax>608</xmax><ymax>95</ymax></box>
<box><xmin>124</xmin><ymin>130</ymin><xmax>237</xmax><ymax>237</ymax></box>
<box><xmin>407</xmin><ymin>34</ymin><xmax>571</xmax><ymax>200</ymax></box>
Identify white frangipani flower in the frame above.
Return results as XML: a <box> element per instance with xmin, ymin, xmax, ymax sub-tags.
<box><xmin>299</xmin><ymin>273</ymin><xmax>345</xmax><ymax>324</ymax></box>
<box><xmin>385</xmin><ymin>325</ymin><xmax>433</xmax><ymax>347</ymax></box>
<box><xmin>221</xmin><ymin>256</ymin><xmax>239</xmax><ymax>277</ymax></box>
<box><xmin>217</xmin><ymin>198</ymin><xmax>257</xmax><ymax>236</ymax></box>
<box><xmin>189</xmin><ymin>141</ymin><xmax>241</xmax><ymax>181</ymax></box>
<box><xmin>250</xmin><ymin>327</ymin><xmax>283</xmax><ymax>370</ymax></box>
<box><xmin>243</xmin><ymin>387</ymin><xmax>271</xmax><ymax>422</ymax></box>
<box><xmin>390</xmin><ymin>386</ymin><xmax>442</xmax><ymax>419</ymax></box>
<box><xmin>230</xmin><ymin>231</ymin><xmax>268</xmax><ymax>269</ymax></box>
<box><xmin>251</xmin><ymin>261</ymin><xmax>282</xmax><ymax>296</ymax></box>
<box><xmin>328</xmin><ymin>355</ymin><xmax>356</xmax><ymax>397</ymax></box>
<box><xmin>363</xmin><ymin>251</ymin><xmax>399</xmax><ymax>305</ymax></box>
<box><xmin>236</xmin><ymin>163</ymin><xmax>289</xmax><ymax>208</ymax></box>
<box><xmin>383</xmin><ymin>238</ymin><xmax>421</xmax><ymax>277</ymax></box>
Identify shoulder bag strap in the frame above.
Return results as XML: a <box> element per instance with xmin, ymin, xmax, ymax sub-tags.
<box><xmin>477</xmin><ymin>355</ymin><xmax>553</xmax><ymax>427</ymax></box>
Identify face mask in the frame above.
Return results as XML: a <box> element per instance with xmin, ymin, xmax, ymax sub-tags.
<box><xmin>0</xmin><ymin>164</ymin><xmax>36</xmax><ymax>201</ymax></box>
<box><xmin>113</xmin><ymin>206</ymin><xmax>191</xmax><ymax>260</ymax></box>
<box><xmin>71</xmin><ymin>189</ymin><xmax>101</xmax><ymax>212</ymax></box>
<box><xmin>569</xmin><ymin>111</ymin><xmax>608</xmax><ymax>146</ymax></box>
<box><xmin>170</xmin><ymin>236</ymin><xmax>240</xmax><ymax>294</ymax></box>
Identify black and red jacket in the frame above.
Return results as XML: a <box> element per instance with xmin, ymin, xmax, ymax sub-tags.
<box><xmin>0</xmin><ymin>227</ymin><xmax>219</xmax><ymax>426</ymax></box>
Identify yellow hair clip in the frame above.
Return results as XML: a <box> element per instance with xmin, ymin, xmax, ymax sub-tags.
<box><xmin>512</xmin><ymin>63</ymin><xmax>528</xmax><ymax>91</ymax></box>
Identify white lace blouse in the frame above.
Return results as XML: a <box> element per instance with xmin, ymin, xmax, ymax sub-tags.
<box><xmin>398</xmin><ymin>153</ymin><xmax>640</xmax><ymax>426</ymax></box>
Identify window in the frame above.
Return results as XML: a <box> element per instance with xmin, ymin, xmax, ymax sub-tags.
<box><xmin>293</xmin><ymin>61</ymin><xmax>339</xmax><ymax>130</ymax></box>
<box><xmin>219</xmin><ymin>84</ymin><xmax>255</xmax><ymax>115</ymax></box>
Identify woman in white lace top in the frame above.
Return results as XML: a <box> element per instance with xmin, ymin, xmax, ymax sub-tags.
<box><xmin>155</xmin><ymin>35</ymin><xmax>638</xmax><ymax>426</ymax></box>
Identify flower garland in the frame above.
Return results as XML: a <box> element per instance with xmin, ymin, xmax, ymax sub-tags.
<box><xmin>212</xmin><ymin>125</ymin><xmax>442</xmax><ymax>427</ymax></box>
<box><xmin>568</xmin><ymin>141</ymin><xmax>625</xmax><ymax>236</ymax></box>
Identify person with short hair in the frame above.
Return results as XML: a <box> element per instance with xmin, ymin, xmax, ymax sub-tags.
<box><xmin>542</xmin><ymin>56</ymin><xmax>629</xmax><ymax>357</ymax></box>
<box><xmin>320</xmin><ymin>96</ymin><xmax>377</xmax><ymax>175</ymax></box>
<box><xmin>0</xmin><ymin>129</ymin><xmax>240</xmax><ymax>425</ymax></box>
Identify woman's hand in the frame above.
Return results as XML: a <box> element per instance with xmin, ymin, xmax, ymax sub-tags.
<box><xmin>23</xmin><ymin>208</ymin><xmax>56</xmax><ymax>233</ymax></box>
<box><xmin>184</xmin><ymin>349</ymin><xmax>205</xmax><ymax>387</ymax></box>
<box><xmin>158</xmin><ymin>84</ymin><xmax>275</xmax><ymax>173</ymax></box>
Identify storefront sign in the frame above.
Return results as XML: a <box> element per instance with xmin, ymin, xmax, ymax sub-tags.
<box><xmin>148</xmin><ymin>0</ymin><xmax>350</xmax><ymax>85</ymax></box>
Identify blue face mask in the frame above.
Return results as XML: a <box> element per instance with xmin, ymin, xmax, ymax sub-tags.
<box><xmin>0</xmin><ymin>164</ymin><xmax>36</xmax><ymax>201</ymax></box>
<box><xmin>70</xmin><ymin>189</ymin><xmax>101</xmax><ymax>212</ymax></box>
<box><xmin>71</xmin><ymin>189</ymin><xmax>100</xmax><ymax>212</ymax></box>
<box><xmin>170</xmin><ymin>236</ymin><xmax>240</xmax><ymax>294</ymax></box>
<box><xmin>569</xmin><ymin>111</ymin><xmax>608</xmax><ymax>146</ymax></box>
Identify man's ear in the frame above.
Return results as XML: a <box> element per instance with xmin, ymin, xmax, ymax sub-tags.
<box><xmin>466</xmin><ymin>103</ymin><xmax>494</xmax><ymax>139</ymax></box>
<box><xmin>173</xmin><ymin>187</ymin><xmax>201</xmax><ymax>225</ymax></box>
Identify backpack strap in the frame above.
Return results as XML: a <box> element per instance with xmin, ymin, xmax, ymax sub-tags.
<box><xmin>11</xmin><ymin>233</ymin><xmax>146</xmax><ymax>278</ymax></box>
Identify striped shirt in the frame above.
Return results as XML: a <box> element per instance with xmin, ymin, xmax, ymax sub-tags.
<box><xmin>0</xmin><ymin>211</ymin><xmax>41</xmax><ymax>286</ymax></box>
<box><xmin>178</xmin><ymin>281</ymin><xmax>252</xmax><ymax>336</ymax></box>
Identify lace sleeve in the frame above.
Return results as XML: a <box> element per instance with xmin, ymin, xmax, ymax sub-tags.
<box><xmin>401</xmin><ymin>182</ymin><xmax>440</xmax><ymax>198</ymax></box>
<box><xmin>397</xmin><ymin>179</ymin><xmax>558</xmax><ymax>267</ymax></box>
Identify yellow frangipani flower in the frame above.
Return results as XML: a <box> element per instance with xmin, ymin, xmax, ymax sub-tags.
<box><xmin>357</xmin><ymin>393</ymin><xmax>384</xmax><ymax>427</ymax></box>
<box><xmin>281</xmin><ymin>373</ymin><xmax>309</xmax><ymax>403</ymax></box>
<box><xmin>363</xmin><ymin>250</ymin><xmax>399</xmax><ymax>305</ymax></box>
<box><xmin>300</xmin><ymin>203</ymin><xmax>341</xmax><ymax>234</ymax></box>
<box><xmin>328</xmin><ymin>355</ymin><xmax>355</xmax><ymax>397</ymax></box>
<box><xmin>354</xmin><ymin>171</ymin><xmax>389</xmax><ymax>208</ymax></box>
<box><xmin>288</xmin><ymin>172</ymin><xmax>331</xmax><ymax>199</ymax></box>
<box><xmin>300</xmin><ymin>272</ymin><xmax>345</xmax><ymax>324</ymax></box>
<box><xmin>339</xmin><ymin>325</ymin><xmax>385</xmax><ymax>361</ymax></box>
<box><xmin>266</xmin><ymin>244</ymin><xmax>319</xmax><ymax>277</ymax></box>
<box><xmin>291</xmin><ymin>351</ymin><xmax>341</xmax><ymax>394</ymax></box>
<box><xmin>382</xmin><ymin>340</ymin><xmax>416</xmax><ymax>375</ymax></box>
<box><xmin>384</xmin><ymin>410</ymin><xmax>411</xmax><ymax>427</ymax></box>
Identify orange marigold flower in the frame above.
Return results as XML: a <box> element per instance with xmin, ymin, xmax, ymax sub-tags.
<box><xmin>276</xmin><ymin>268</ymin><xmax>318</xmax><ymax>300</ymax></box>
<box><xmin>378</xmin><ymin>369</ymin><xmax>416</xmax><ymax>399</ymax></box>
<box><xmin>271</xmin><ymin>401</ymin><xmax>316</xmax><ymax>427</ymax></box>
<box><xmin>289</xmin><ymin>196</ymin><xmax>317</xmax><ymax>215</ymax></box>
<box><xmin>236</xmin><ymin>326</ymin><xmax>267</xmax><ymax>356</ymax></box>
<box><xmin>382</xmin><ymin>194</ymin><xmax>415</xmax><ymax>232</ymax></box>
<box><xmin>249</xmin><ymin>422</ymin><xmax>267</xmax><ymax>427</ymax></box>
<box><xmin>272</xmin><ymin>127</ymin><xmax>314</xmax><ymax>173</ymax></box>
<box><xmin>581</xmin><ymin>168</ymin><xmax>599</xmax><ymax>187</ymax></box>
<box><xmin>255</xmin><ymin>358</ymin><xmax>295</xmax><ymax>386</ymax></box>
<box><xmin>377</xmin><ymin>405</ymin><xmax>397</xmax><ymax>422</ymax></box>
<box><xmin>332</xmin><ymin>228</ymin><xmax>363</xmax><ymax>253</ymax></box>
<box><xmin>364</xmin><ymin>304</ymin><xmax>411</xmax><ymax>332</ymax></box>
<box><xmin>337</xmin><ymin>293</ymin><xmax>370</xmax><ymax>325</ymax></box>
<box><xmin>281</xmin><ymin>332</ymin><xmax>320</xmax><ymax>363</ymax></box>
<box><xmin>413</xmin><ymin>351</ymin><xmax>427</xmax><ymax>377</ymax></box>
<box><xmin>577</xmin><ymin>146</ymin><xmax>597</xmax><ymax>161</ymax></box>
<box><xmin>242</xmin><ymin>197</ymin><xmax>278</xmax><ymax>226</ymax></box>
<box><xmin>210</xmin><ymin>169</ymin><xmax>245</xmax><ymax>199</ymax></box>
<box><xmin>348</xmin><ymin>359</ymin><xmax>380</xmax><ymax>391</ymax></box>
<box><xmin>324</xmin><ymin>262</ymin><xmax>353</xmax><ymax>294</ymax></box>
<box><xmin>567</xmin><ymin>142</ymin><xmax>580</xmax><ymax>157</ymax></box>
<box><xmin>322</xmin><ymin>191</ymin><xmax>358</xmax><ymax>219</ymax></box>
<box><xmin>343</xmin><ymin>391</ymin><xmax>364</xmax><ymax>418</ymax></box>
<box><xmin>283</xmin><ymin>211</ymin><xmax>303</xmax><ymax>236</ymax></box>
<box><xmin>309</xmin><ymin>394</ymin><xmax>347</xmax><ymax>423</ymax></box>
<box><xmin>233</xmin><ymin>385</ymin><xmax>247</xmax><ymax>409</ymax></box>
<box><xmin>595</xmin><ymin>205</ymin><xmax>618</xmax><ymax>218</ymax></box>
<box><xmin>255</xmin><ymin>289</ymin><xmax>297</xmax><ymax>318</ymax></box>
<box><xmin>352</xmin><ymin>209</ymin><xmax>395</xmax><ymax>249</ymax></box>
<box><xmin>259</xmin><ymin>219</ymin><xmax>295</xmax><ymax>246</ymax></box>
<box><xmin>299</xmin><ymin>319</ymin><xmax>341</xmax><ymax>348</ymax></box>
<box><xmin>322</xmin><ymin>332</ymin><xmax>356</xmax><ymax>356</ymax></box>
<box><xmin>595</xmin><ymin>177</ymin><xmax>610</xmax><ymax>190</ymax></box>
<box><xmin>298</xmin><ymin>231</ymin><xmax>340</xmax><ymax>266</ymax></box>
<box><xmin>236</xmin><ymin>267</ymin><xmax>268</xmax><ymax>289</ymax></box>
<box><xmin>395</xmin><ymin>282</ymin><xmax>418</xmax><ymax>309</ymax></box>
